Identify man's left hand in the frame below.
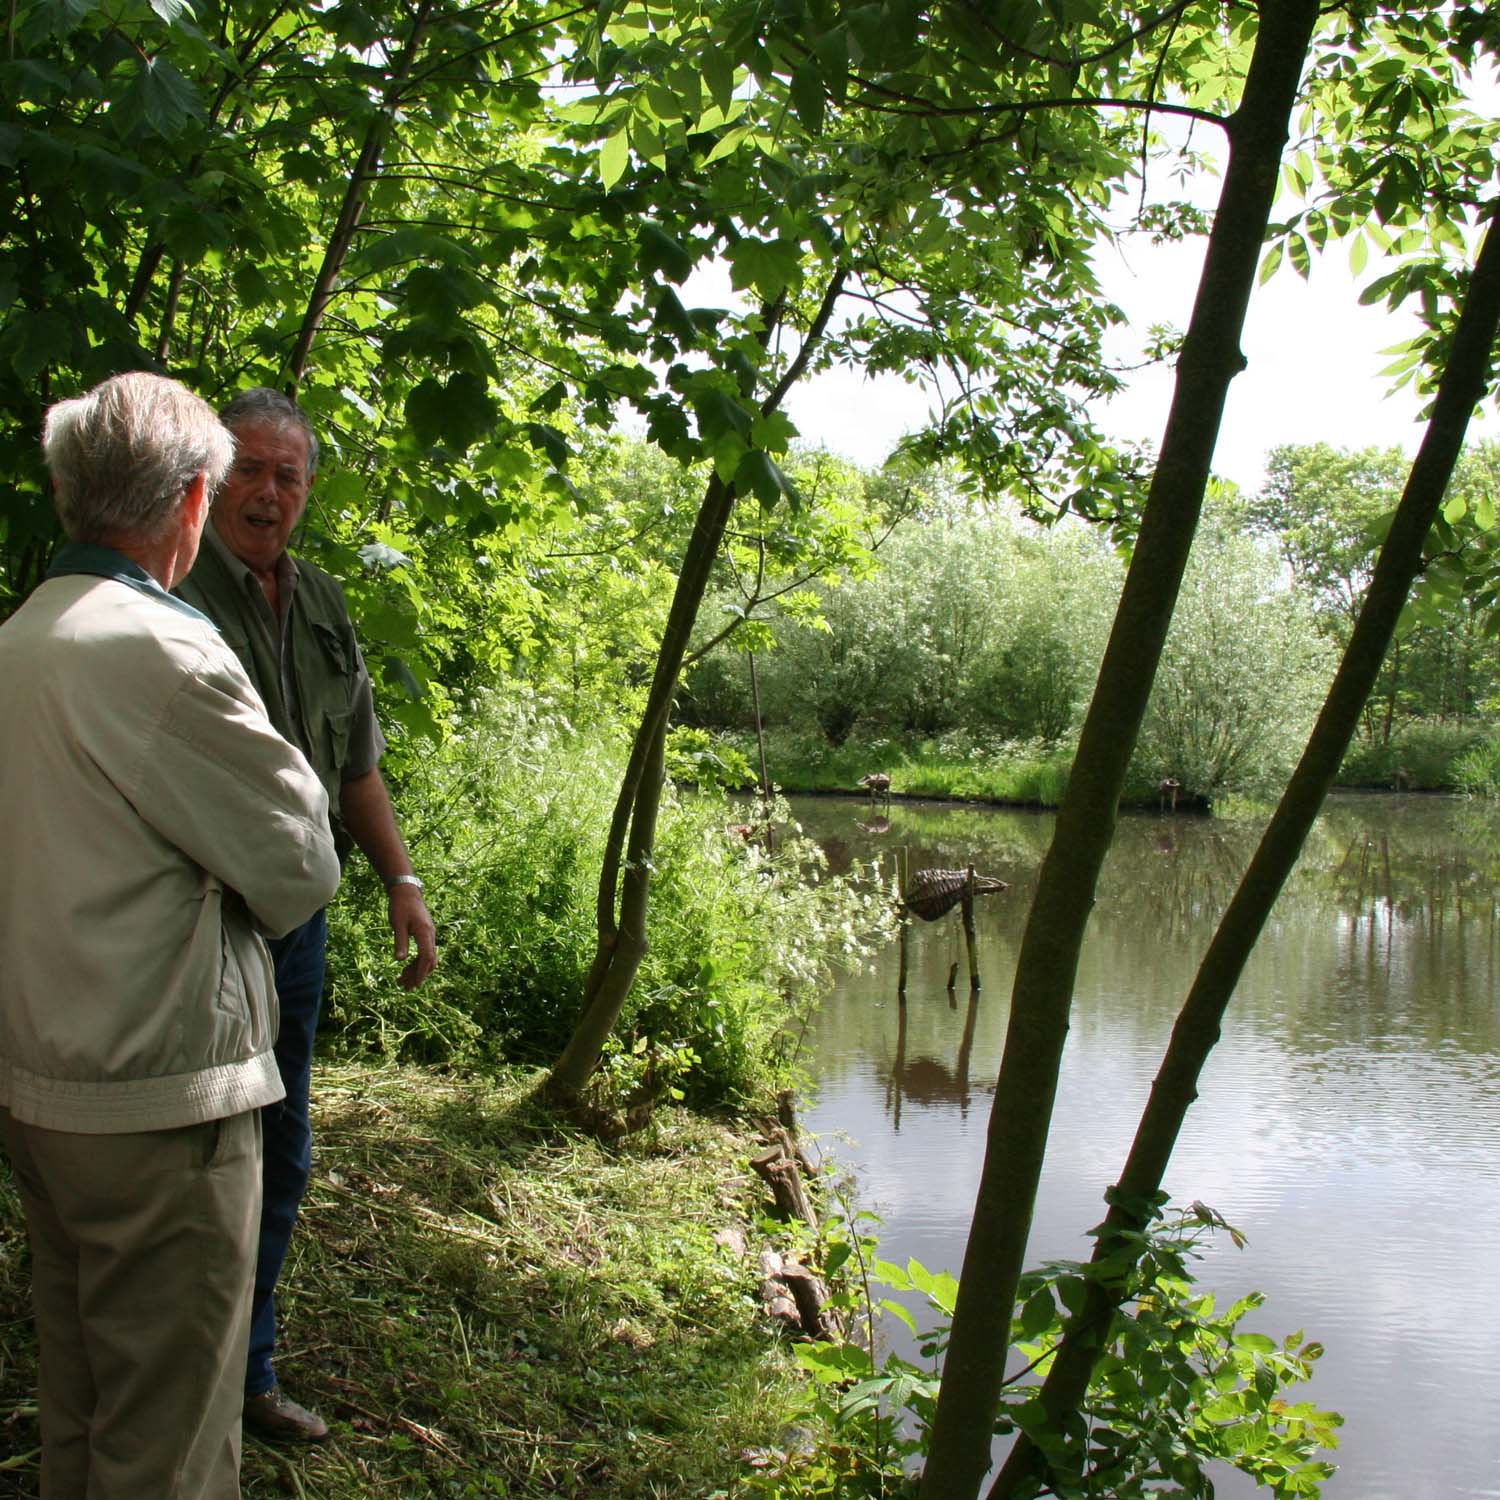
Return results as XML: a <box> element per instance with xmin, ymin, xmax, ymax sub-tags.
<box><xmin>389</xmin><ymin>883</ymin><xmax>438</xmax><ymax>990</ymax></box>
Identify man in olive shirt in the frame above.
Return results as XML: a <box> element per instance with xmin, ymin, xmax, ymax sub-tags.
<box><xmin>178</xmin><ymin>388</ymin><xmax>438</xmax><ymax>1444</ymax></box>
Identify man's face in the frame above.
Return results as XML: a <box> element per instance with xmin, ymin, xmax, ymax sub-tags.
<box><xmin>211</xmin><ymin>419</ymin><xmax>313</xmax><ymax>573</ymax></box>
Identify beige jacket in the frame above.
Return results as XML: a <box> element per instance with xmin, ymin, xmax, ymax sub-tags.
<box><xmin>0</xmin><ymin>558</ymin><xmax>342</xmax><ymax>1133</ymax></box>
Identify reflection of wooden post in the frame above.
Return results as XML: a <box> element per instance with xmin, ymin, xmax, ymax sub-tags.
<box><xmin>962</xmin><ymin>865</ymin><xmax>980</xmax><ymax>991</ymax></box>
<box><xmin>892</xmin><ymin>980</ymin><xmax>908</xmax><ymax>1133</ymax></box>
<box><xmin>955</xmin><ymin>984</ymin><xmax>979</xmax><ymax>1117</ymax></box>
<box><xmin>897</xmin><ymin>846</ymin><xmax>911</xmax><ymax>998</ymax></box>
<box><xmin>946</xmin><ymin>960</ymin><xmax>959</xmax><ymax>994</ymax></box>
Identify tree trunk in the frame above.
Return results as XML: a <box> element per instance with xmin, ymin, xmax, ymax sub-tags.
<box><xmin>990</xmin><ymin>201</ymin><xmax>1500</xmax><ymax>1500</ymax></box>
<box><xmin>915</xmin><ymin>5</ymin><xmax>1322</xmax><ymax>1496</ymax></box>
<box><xmin>544</xmin><ymin>270</ymin><xmax>849</xmax><ymax>1103</ymax></box>
<box><xmin>286</xmin><ymin>0</ymin><xmax>436</xmax><ymax>390</ymax></box>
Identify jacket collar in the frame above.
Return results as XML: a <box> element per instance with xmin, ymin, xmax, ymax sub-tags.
<box><xmin>47</xmin><ymin>542</ymin><xmax>217</xmax><ymax>629</ymax></box>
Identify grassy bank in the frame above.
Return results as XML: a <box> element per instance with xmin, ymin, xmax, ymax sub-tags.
<box><xmin>0</xmin><ymin>1064</ymin><xmax>812</xmax><ymax>1499</ymax></box>
<box><xmin>722</xmin><ymin>729</ymin><xmax>1077</xmax><ymax>808</ymax></box>
<box><xmin>721</xmin><ymin>718</ymin><xmax>1500</xmax><ymax>810</ymax></box>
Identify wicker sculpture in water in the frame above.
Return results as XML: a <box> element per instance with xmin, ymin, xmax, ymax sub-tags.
<box><xmin>901</xmin><ymin>867</ymin><xmax>1008</xmax><ymax>922</ymax></box>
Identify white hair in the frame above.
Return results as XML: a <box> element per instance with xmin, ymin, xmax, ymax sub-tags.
<box><xmin>42</xmin><ymin>372</ymin><xmax>234</xmax><ymax>544</ymax></box>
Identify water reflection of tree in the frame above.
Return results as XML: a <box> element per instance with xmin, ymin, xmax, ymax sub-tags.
<box><xmin>799</xmin><ymin>794</ymin><xmax>1500</xmax><ymax>1066</ymax></box>
<box><xmin>803</xmin><ymin>794</ymin><xmax>1500</xmax><ymax>956</ymax></box>
<box><xmin>1093</xmin><ymin>819</ymin><xmax>1265</xmax><ymax>948</ymax></box>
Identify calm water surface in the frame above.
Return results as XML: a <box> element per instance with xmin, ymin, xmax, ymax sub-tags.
<box><xmin>790</xmin><ymin>793</ymin><xmax>1500</xmax><ymax>1500</ymax></box>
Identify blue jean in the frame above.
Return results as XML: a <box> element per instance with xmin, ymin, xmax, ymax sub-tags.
<box><xmin>246</xmin><ymin>908</ymin><xmax>328</xmax><ymax>1398</ymax></box>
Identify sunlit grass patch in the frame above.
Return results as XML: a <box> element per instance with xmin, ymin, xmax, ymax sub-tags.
<box><xmin>0</xmin><ymin>1063</ymin><xmax>809</xmax><ymax>1500</ymax></box>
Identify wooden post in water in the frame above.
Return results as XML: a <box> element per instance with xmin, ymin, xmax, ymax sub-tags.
<box><xmin>962</xmin><ymin>865</ymin><xmax>980</xmax><ymax>991</ymax></box>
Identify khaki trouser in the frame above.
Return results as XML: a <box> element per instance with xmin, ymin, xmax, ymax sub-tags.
<box><xmin>0</xmin><ymin>1108</ymin><xmax>261</xmax><ymax>1500</ymax></box>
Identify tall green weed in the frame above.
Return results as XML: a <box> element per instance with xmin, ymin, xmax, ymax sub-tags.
<box><xmin>1338</xmin><ymin>719</ymin><xmax>1487</xmax><ymax>790</ymax></box>
<box><xmin>324</xmin><ymin>692</ymin><xmax>894</xmax><ymax>1104</ymax></box>
<box><xmin>1451</xmin><ymin>734</ymin><xmax>1500</xmax><ymax>796</ymax></box>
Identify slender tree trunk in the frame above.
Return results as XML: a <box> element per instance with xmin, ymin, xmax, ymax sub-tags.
<box><xmin>916</xmin><ymin>6</ymin><xmax>1321</xmax><ymax>1495</ymax></box>
<box><xmin>990</xmin><ymin>200</ymin><xmax>1500</xmax><ymax>1500</ymax></box>
<box><xmin>548</xmin><ymin>474</ymin><xmax>733</xmax><ymax>1097</ymax></box>
<box><xmin>544</xmin><ymin>269</ymin><xmax>848</xmax><ymax>1103</ymax></box>
<box><xmin>286</xmin><ymin>0</ymin><xmax>435</xmax><ymax>390</ymax></box>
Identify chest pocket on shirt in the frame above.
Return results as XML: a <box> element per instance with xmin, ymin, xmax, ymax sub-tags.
<box><xmin>309</xmin><ymin>620</ymin><xmax>359</xmax><ymax>768</ymax></box>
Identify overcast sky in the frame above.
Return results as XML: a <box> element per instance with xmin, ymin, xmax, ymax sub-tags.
<box><xmin>783</xmin><ymin>90</ymin><xmax>1499</xmax><ymax>496</ymax></box>
<box><xmin>782</xmin><ymin>218</ymin><xmax>1497</xmax><ymax>497</ymax></box>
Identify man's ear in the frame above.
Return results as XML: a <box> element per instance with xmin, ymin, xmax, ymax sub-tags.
<box><xmin>181</xmin><ymin>471</ymin><xmax>210</xmax><ymax>533</ymax></box>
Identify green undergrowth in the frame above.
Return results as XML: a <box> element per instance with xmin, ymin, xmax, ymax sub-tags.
<box><xmin>321</xmin><ymin>695</ymin><xmax>892</xmax><ymax>1108</ymax></box>
<box><xmin>0</xmin><ymin>1063</ymin><xmax>813</xmax><ymax>1499</ymax></box>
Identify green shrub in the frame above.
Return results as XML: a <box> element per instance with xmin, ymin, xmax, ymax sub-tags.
<box><xmin>745</xmin><ymin>1204</ymin><xmax>1340</xmax><ymax>1499</ymax></box>
<box><xmin>323</xmin><ymin>692</ymin><xmax>894</xmax><ymax>1105</ymax></box>
<box><xmin>1338</xmin><ymin>719</ymin><xmax>1488</xmax><ymax>790</ymax></box>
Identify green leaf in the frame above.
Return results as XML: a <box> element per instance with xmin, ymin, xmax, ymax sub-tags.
<box><xmin>148</xmin><ymin>0</ymin><xmax>197</xmax><ymax>22</ymax></box>
<box><xmin>405</xmin><ymin>373</ymin><xmax>496</xmax><ymax>451</ymax></box>
<box><xmin>529</xmin><ymin>381</ymin><xmax>567</xmax><ymax>415</ymax></box>
<box><xmin>734</xmin><ymin>448</ymin><xmax>802</xmax><ymax>508</ymax></box>
<box><xmin>1348</xmin><ymin>232</ymin><xmax>1368</xmax><ymax>278</ymax></box>
<box><xmin>1443</xmin><ymin>495</ymin><xmax>1467</xmax><ymax>524</ymax></box>
<box><xmin>380</xmin><ymin>653</ymin><xmax>425</xmax><ymax>702</ymax></box>
<box><xmin>115</xmin><ymin>54</ymin><xmax>205</xmax><ymax>138</ymax></box>
<box><xmin>1287</xmin><ymin>232</ymin><xmax>1310</xmax><ymax>279</ymax></box>
<box><xmin>26</xmin><ymin>0</ymin><xmax>101</xmax><ymax>40</ymax></box>
<box><xmin>794</xmin><ymin>1341</ymin><xmax>873</xmax><ymax>1384</ymax></box>
<box><xmin>813</xmin><ymin>26</ymin><xmax>850</xmax><ymax>100</ymax></box>
<box><xmin>694</xmin><ymin>388</ymin><xmax>752</xmax><ymax>442</ymax></box>
<box><xmin>702</xmin><ymin>49</ymin><xmax>735</xmax><ymax>116</ymax></box>
<box><xmin>1019</xmin><ymin>1285</ymin><xmax>1057</xmax><ymax>1339</ymax></box>
<box><xmin>725</xmin><ymin>236</ymin><xmax>803</xmax><ymax>300</ymax></box>
<box><xmin>651</xmin><ymin>286</ymin><xmax>698</xmax><ymax>346</ymax></box>
<box><xmin>232</xmin><ymin>262</ymin><xmax>273</xmax><ymax>309</ymax></box>
<box><xmin>1373</xmin><ymin>170</ymin><xmax>1402</xmax><ymax>225</ymax></box>
<box><xmin>702</xmin><ymin>124</ymin><xmax>754</xmax><ymax>165</ymax></box>
<box><xmin>823</xmin><ymin>1241</ymin><xmax>852</xmax><ymax>1276</ymax></box>
<box><xmin>403</xmin><ymin>264</ymin><xmax>490</xmax><ymax>320</ymax></box>
<box><xmin>906</xmin><ymin>1258</ymin><xmax>959</xmax><ymax>1313</ymax></box>
<box><xmin>524</xmin><ymin>421</ymin><xmax>570</xmax><ymax>467</ymax></box>
<box><xmin>1258</xmin><ymin>242</ymin><xmax>1284</xmax><ymax>284</ymax></box>
<box><xmin>878</xmin><ymin>1297</ymin><xmax>919</xmax><ymax>1335</ymax></box>
<box><xmin>638</xmin><ymin>220</ymin><xmax>694</xmax><ymax>284</ymax></box>
<box><xmin>0</xmin><ymin>308</ymin><xmax>73</xmax><ymax>383</ymax></box>
<box><xmin>599</xmin><ymin>128</ymin><xmax>629</xmax><ymax>190</ymax></box>
<box><xmin>789</xmin><ymin>59</ymin><xmax>825</xmax><ymax>134</ymax></box>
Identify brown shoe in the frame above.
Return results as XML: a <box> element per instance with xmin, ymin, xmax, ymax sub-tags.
<box><xmin>243</xmin><ymin>1384</ymin><xmax>330</xmax><ymax>1444</ymax></box>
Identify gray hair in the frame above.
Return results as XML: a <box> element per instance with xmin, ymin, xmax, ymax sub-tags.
<box><xmin>219</xmin><ymin>387</ymin><xmax>320</xmax><ymax>478</ymax></box>
<box><xmin>42</xmin><ymin>372</ymin><xmax>234</xmax><ymax>545</ymax></box>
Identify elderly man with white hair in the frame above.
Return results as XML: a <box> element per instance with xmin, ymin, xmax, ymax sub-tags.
<box><xmin>0</xmin><ymin>372</ymin><xmax>341</xmax><ymax>1499</ymax></box>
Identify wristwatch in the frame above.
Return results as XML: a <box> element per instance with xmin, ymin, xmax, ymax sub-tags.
<box><xmin>385</xmin><ymin>873</ymin><xmax>424</xmax><ymax>893</ymax></box>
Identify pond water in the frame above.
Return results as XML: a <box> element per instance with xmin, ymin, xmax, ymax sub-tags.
<box><xmin>789</xmin><ymin>793</ymin><xmax>1500</xmax><ymax>1500</ymax></box>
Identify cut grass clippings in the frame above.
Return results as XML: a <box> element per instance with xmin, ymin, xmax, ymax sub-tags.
<box><xmin>0</xmin><ymin>1063</ymin><xmax>813</xmax><ymax>1498</ymax></box>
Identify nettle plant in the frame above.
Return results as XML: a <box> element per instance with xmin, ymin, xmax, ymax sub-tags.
<box><xmin>743</xmin><ymin>1205</ymin><xmax>1340</xmax><ymax>1500</ymax></box>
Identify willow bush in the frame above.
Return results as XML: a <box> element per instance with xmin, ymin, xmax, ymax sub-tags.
<box><xmin>322</xmin><ymin>692</ymin><xmax>895</xmax><ymax>1105</ymax></box>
